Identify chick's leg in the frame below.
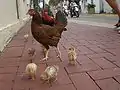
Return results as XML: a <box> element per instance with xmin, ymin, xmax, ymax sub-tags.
<box><xmin>32</xmin><ymin>73</ymin><xmax>36</xmax><ymax>80</ymax></box>
<box><xmin>31</xmin><ymin>74</ymin><xmax>35</xmax><ymax>80</ymax></box>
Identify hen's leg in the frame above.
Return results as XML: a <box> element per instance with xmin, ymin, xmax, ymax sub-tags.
<box><xmin>56</xmin><ymin>46</ymin><xmax>61</xmax><ymax>58</ymax></box>
<box><xmin>42</xmin><ymin>45</ymin><xmax>49</xmax><ymax>61</ymax></box>
<box><xmin>42</xmin><ymin>49</ymin><xmax>49</xmax><ymax>61</ymax></box>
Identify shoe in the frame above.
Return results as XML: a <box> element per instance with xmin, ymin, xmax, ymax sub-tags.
<box><xmin>115</xmin><ymin>19</ymin><xmax>120</xmax><ymax>28</ymax></box>
<box><xmin>118</xmin><ymin>30</ymin><xmax>120</xmax><ymax>34</ymax></box>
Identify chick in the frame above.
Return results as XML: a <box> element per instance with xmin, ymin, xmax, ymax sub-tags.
<box><xmin>40</xmin><ymin>65</ymin><xmax>59</xmax><ymax>86</ymax></box>
<box><xmin>68</xmin><ymin>47</ymin><xmax>77</xmax><ymax>65</ymax></box>
<box><xmin>24</xmin><ymin>34</ymin><xmax>29</xmax><ymax>42</ymax></box>
<box><xmin>25</xmin><ymin>62</ymin><xmax>37</xmax><ymax>80</ymax></box>
<box><xmin>28</xmin><ymin>48</ymin><xmax>35</xmax><ymax>57</ymax></box>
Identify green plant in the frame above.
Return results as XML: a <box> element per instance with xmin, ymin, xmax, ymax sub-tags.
<box><xmin>112</xmin><ymin>9</ymin><xmax>116</xmax><ymax>14</ymax></box>
<box><xmin>87</xmin><ymin>3</ymin><xmax>96</xmax><ymax>8</ymax></box>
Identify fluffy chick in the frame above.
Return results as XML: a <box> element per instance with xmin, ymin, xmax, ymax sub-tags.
<box><xmin>40</xmin><ymin>65</ymin><xmax>59</xmax><ymax>86</ymax></box>
<box><xmin>28</xmin><ymin>48</ymin><xmax>35</xmax><ymax>57</ymax></box>
<box><xmin>24</xmin><ymin>34</ymin><xmax>29</xmax><ymax>42</ymax></box>
<box><xmin>68</xmin><ymin>47</ymin><xmax>77</xmax><ymax>65</ymax></box>
<box><xmin>25</xmin><ymin>63</ymin><xmax>37</xmax><ymax>80</ymax></box>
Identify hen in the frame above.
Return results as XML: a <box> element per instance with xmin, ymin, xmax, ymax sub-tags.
<box><xmin>41</xmin><ymin>9</ymin><xmax>67</xmax><ymax>31</ymax></box>
<box><xmin>41</xmin><ymin>9</ymin><xmax>55</xmax><ymax>26</ymax></box>
<box><xmin>27</xmin><ymin>9</ymin><xmax>67</xmax><ymax>60</ymax></box>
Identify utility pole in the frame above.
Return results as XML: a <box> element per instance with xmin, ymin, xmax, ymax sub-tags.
<box><xmin>43</xmin><ymin>0</ymin><xmax>44</xmax><ymax>9</ymax></box>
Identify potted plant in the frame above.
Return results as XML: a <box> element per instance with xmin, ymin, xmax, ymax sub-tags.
<box><xmin>87</xmin><ymin>3</ymin><xmax>96</xmax><ymax>14</ymax></box>
<box><xmin>112</xmin><ymin>9</ymin><xmax>116</xmax><ymax>14</ymax></box>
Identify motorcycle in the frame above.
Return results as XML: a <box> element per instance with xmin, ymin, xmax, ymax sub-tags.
<box><xmin>70</xmin><ymin>5</ymin><xmax>79</xmax><ymax>18</ymax></box>
<box><xmin>63</xmin><ymin>8</ymin><xmax>69</xmax><ymax>16</ymax></box>
<box><xmin>69</xmin><ymin>1</ymin><xmax>80</xmax><ymax>18</ymax></box>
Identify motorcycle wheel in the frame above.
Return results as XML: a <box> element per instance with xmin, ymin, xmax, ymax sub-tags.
<box><xmin>71</xmin><ymin>15</ymin><xmax>73</xmax><ymax>18</ymax></box>
<box><xmin>76</xmin><ymin>11</ymin><xmax>79</xmax><ymax>17</ymax></box>
<box><xmin>70</xmin><ymin>12</ymin><xmax>73</xmax><ymax>18</ymax></box>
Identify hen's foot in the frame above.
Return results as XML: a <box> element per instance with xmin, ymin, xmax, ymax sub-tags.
<box><xmin>115</xmin><ymin>23</ymin><xmax>120</xmax><ymax>28</ymax></box>
<box><xmin>115</xmin><ymin>19</ymin><xmax>120</xmax><ymax>28</ymax></box>
<box><xmin>57</xmin><ymin>54</ymin><xmax>61</xmax><ymax>58</ymax></box>
<box><xmin>31</xmin><ymin>77</ymin><xmax>35</xmax><ymax>80</ymax></box>
<box><xmin>56</xmin><ymin>47</ymin><xmax>61</xmax><ymax>58</ymax></box>
<box><xmin>41</xmin><ymin>57</ymin><xmax>48</xmax><ymax>61</ymax></box>
<box><xmin>118</xmin><ymin>30</ymin><xmax>120</xmax><ymax>34</ymax></box>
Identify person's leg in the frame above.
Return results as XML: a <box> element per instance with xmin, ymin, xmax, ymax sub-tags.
<box><xmin>105</xmin><ymin>0</ymin><xmax>120</xmax><ymax>27</ymax></box>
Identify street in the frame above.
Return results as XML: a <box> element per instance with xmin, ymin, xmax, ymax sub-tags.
<box><xmin>68</xmin><ymin>14</ymin><xmax>118</xmax><ymax>27</ymax></box>
<box><xmin>69</xmin><ymin>14</ymin><xmax>118</xmax><ymax>24</ymax></box>
<box><xmin>0</xmin><ymin>14</ymin><xmax>120</xmax><ymax>90</ymax></box>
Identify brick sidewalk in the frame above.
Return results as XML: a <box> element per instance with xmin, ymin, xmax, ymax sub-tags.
<box><xmin>0</xmin><ymin>21</ymin><xmax>120</xmax><ymax>90</ymax></box>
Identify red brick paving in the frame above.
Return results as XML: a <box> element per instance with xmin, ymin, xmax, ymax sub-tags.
<box><xmin>70</xmin><ymin>73</ymin><xmax>100</xmax><ymax>90</ymax></box>
<box><xmin>90</xmin><ymin>58</ymin><xmax>117</xmax><ymax>69</ymax></box>
<box><xmin>88</xmin><ymin>68</ymin><xmax>120</xmax><ymax>80</ymax></box>
<box><xmin>0</xmin><ymin>21</ymin><xmax>120</xmax><ymax>90</ymax></box>
<box><xmin>96</xmin><ymin>78</ymin><xmax>120</xmax><ymax>90</ymax></box>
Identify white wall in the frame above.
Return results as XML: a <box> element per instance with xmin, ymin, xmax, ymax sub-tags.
<box><xmin>45</xmin><ymin>0</ymin><xmax>50</xmax><ymax>4</ymax></box>
<box><xmin>0</xmin><ymin>0</ymin><xmax>30</xmax><ymax>51</ymax></box>
<box><xmin>18</xmin><ymin>0</ymin><xmax>29</xmax><ymax>19</ymax></box>
<box><xmin>0</xmin><ymin>0</ymin><xmax>18</xmax><ymax>28</ymax></box>
<box><xmin>103</xmin><ymin>0</ymin><xmax>120</xmax><ymax>13</ymax></box>
<box><xmin>80</xmin><ymin>0</ymin><xmax>88</xmax><ymax>13</ymax></box>
<box><xmin>87</xmin><ymin>0</ymin><xmax>91</xmax><ymax>4</ymax></box>
<box><xmin>84</xmin><ymin>0</ymin><xmax>120</xmax><ymax>13</ymax></box>
<box><xmin>0</xmin><ymin>0</ymin><xmax>29</xmax><ymax>29</ymax></box>
<box><xmin>102</xmin><ymin>0</ymin><xmax>112</xmax><ymax>13</ymax></box>
<box><xmin>84</xmin><ymin>0</ymin><xmax>101</xmax><ymax>13</ymax></box>
<box><xmin>94</xmin><ymin>0</ymin><xmax>100</xmax><ymax>13</ymax></box>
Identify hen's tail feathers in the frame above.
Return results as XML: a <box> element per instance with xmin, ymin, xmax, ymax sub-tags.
<box><xmin>55</xmin><ymin>10</ymin><xmax>67</xmax><ymax>27</ymax></box>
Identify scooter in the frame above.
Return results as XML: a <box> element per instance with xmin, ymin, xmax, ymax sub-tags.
<box><xmin>63</xmin><ymin>9</ymin><xmax>69</xmax><ymax>16</ymax></box>
<box><xmin>70</xmin><ymin>5</ymin><xmax>79</xmax><ymax>17</ymax></box>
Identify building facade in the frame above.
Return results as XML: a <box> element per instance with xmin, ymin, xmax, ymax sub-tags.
<box><xmin>0</xmin><ymin>0</ymin><xmax>30</xmax><ymax>51</ymax></box>
<box><xmin>80</xmin><ymin>0</ymin><xmax>120</xmax><ymax>14</ymax></box>
<box><xmin>102</xmin><ymin>0</ymin><xmax>120</xmax><ymax>13</ymax></box>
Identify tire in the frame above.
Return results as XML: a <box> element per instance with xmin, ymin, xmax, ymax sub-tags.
<box><xmin>71</xmin><ymin>14</ymin><xmax>73</xmax><ymax>17</ymax></box>
<box><xmin>76</xmin><ymin>11</ymin><xmax>79</xmax><ymax>17</ymax></box>
<box><xmin>70</xmin><ymin>12</ymin><xmax>73</xmax><ymax>18</ymax></box>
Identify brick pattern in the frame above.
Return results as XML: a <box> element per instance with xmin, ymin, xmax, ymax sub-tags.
<box><xmin>0</xmin><ymin>22</ymin><xmax>120</xmax><ymax>90</ymax></box>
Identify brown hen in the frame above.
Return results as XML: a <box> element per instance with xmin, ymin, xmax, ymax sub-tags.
<box><xmin>27</xmin><ymin>9</ymin><xmax>67</xmax><ymax>60</ymax></box>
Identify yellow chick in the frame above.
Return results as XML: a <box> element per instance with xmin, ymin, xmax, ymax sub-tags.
<box><xmin>68</xmin><ymin>47</ymin><xmax>77</xmax><ymax>65</ymax></box>
<box><xmin>28</xmin><ymin>48</ymin><xmax>35</xmax><ymax>57</ymax></box>
<box><xmin>40</xmin><ymin>65</ymin><xmax>59</xmax><ymax>86</ymax></box>
<box><xmin>24</xmin><ymin>34</ymin><xmax>29</xmax><ymax>42</ymax></box>
<box><xmin>25</xmin><ymin>62</ymin><xmax>37</xmax><ymax>80</ymax></box>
